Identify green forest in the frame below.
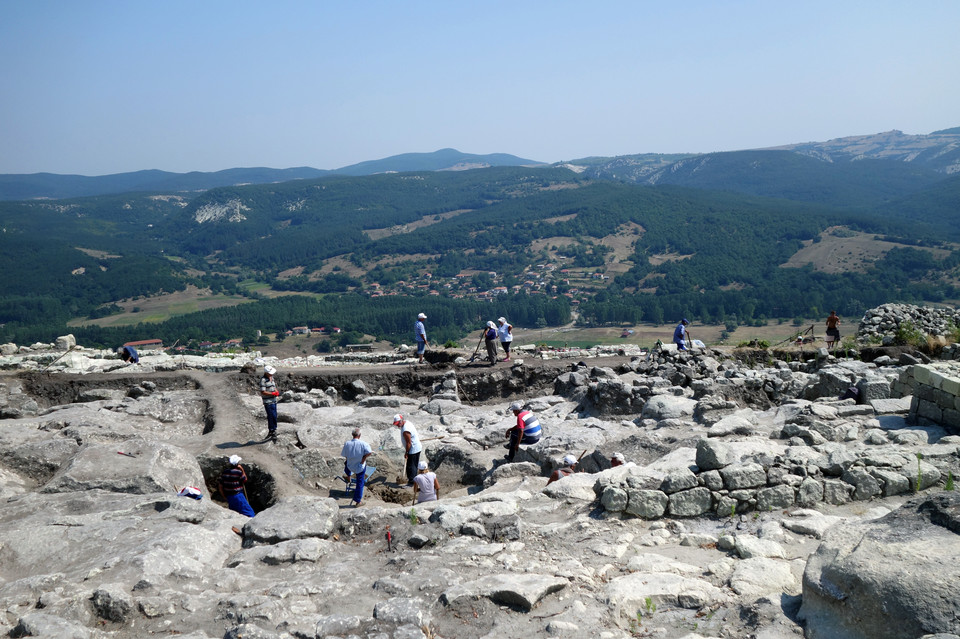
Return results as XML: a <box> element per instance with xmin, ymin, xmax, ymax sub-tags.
<box><xmin>1</xmin><ymin>154</ymin><xmax>959</xmax><ymax>348</ymax></box>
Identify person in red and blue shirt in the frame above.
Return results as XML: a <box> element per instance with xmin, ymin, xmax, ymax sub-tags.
<box><xmin>505</xmin><ymin>401</ymin><xmax>542</xmax><ymax>461</ymax></box>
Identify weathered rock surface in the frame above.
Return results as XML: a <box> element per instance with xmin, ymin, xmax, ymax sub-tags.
<box><xmin>800</xmin><ymin>493</ymin><xmax>960</xmax><ymax>639</ymax></box>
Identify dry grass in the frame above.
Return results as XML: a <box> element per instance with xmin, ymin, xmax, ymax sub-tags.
<box><xmin>781</xmin><ymin>226</ymin><xmax>954</xmax><ymax>274</ymax></box>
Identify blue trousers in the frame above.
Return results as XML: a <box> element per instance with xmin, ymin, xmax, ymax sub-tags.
<box><xmin>264</xmin><ymin>403</ymin><xmax>278</xmax><ymax>433</ymax></box>
<box><xmin>345</xmin><ymin>463</ymin><xmax>368</xmax><ymax>503</ymax></box>
<box><xmin>227</xmin><ymin>492</ymin><xmax>255</xmax><ymax>517</ymax></box>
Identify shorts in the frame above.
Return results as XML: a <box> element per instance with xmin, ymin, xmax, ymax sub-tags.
<box><xmin>416</xmin><ymin>340</ymin><xmax>426</xmax><ymax>354</ymax></box>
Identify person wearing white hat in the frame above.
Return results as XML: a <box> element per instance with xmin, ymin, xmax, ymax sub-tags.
<box><xmin>546</xmin><ymin>454</ymin><xmax>579</xmax><ymax>486</ymax></box>
<box><xmin>260</xmin><ymin>365</ymin><xmax>280</xmax><ymax>441</ymax></box>
<box><xmin>219</xmin><ymin>455</ymin><xmax>255</xmax><ymax>516</ymax></box>
<box><xmin>611</xmin><ymin>452</ymin><xmax>626</xmax><ymax>468</ymax></box>
<box><xmin>481</xmin><ymin>320</ymin><xmax>499</xmax><ymax>366</ymax></box>
<box><xmin>413</xmin><ymin>460</ymin><xmax>440</xmax><ymax>503</ymax></box>
<box><xmin>392</xmin><ymin>414</ymin><xmax>422</xmax><ymax>485</ymax></box>
<box><xmin>497</xmin><ymin>317</ymin><xmax>513</xmax><ymax>361</ymax></box>
<box><xmin>414</xmin><ymin>313</ymin><xmax>428</xmax><ymax>364</ymax></box>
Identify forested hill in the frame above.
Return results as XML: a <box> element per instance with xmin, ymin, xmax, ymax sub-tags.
<box><xmin>0</xmin><ymin>167</ymin><xmax>330</xmax><ymax>201</ymax></box>
<box><xmin>1</xmin><ymin>162</ymin><xmax>959</xmax><ymax>348</ymax></box>
<box><xmin>0</xmin><ymin>149</ymin><xmax>540</xmax><ymax>201</ymax></box>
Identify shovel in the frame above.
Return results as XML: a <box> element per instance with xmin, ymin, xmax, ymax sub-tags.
<box><xmin>467</xmin><ymin>334</ymin><xmax>484</xmax><ymax>363</ymax></box>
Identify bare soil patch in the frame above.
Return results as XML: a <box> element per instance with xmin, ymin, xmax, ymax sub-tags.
<box><xmin>363</xmin><ymin>209</ymin><xmax>471</xmax><ymax>241</ymax></box>
<box><xmin>69</xmin><ymin>285</ymin><xmax>254</xmax><ymax>328</ymax></box>
<box><xmin>781</xmin><ymin>226</ymin><xmax>954</xmax><ymax>274</ymax></box>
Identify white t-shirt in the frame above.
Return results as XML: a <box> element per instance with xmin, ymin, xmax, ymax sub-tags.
<box><xmin>414</xmin><ymin>472</ymin><xmax>437</xmax><ymax>502</ymax></box>
<box><xmin>498</xmin><ymin>323</ymin><xmax>513</xmax><ymax>342</ymax></box>
<box><xmin>402</xmin><ymin>421</ymin><xmax>422</xmax><ymax>454</ymax></box>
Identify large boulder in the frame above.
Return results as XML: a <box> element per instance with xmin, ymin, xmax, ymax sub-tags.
<box><xmin>641</xmin><ymin>394</ymin><xmax>697</xmax><ymax>421</ymax></box>
<box><xmin>799</xmin><ymin>493</ymin><xmax>960</xmax><ymax>639</ymax></box>
<box><xmin>41</xmin><ymin>441</ymin><xmax>203</xmax><ymax>495</ymax></box>
<box><xmin>243</xmin><ymin>496</ymin><xmax>340</xmax><ymax>545</ymax></box>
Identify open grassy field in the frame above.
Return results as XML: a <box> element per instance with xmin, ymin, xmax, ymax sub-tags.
<box><xmin>68</xmin><ymin>285</ymin><xmax>256</xmax><ymax>328</ymax></box>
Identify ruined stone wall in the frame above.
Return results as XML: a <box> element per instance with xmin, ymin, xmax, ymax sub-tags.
<box><xmin>907</xmin><ymin>362</ymin><xmax>960</xmax><ymax>430</ymax></box>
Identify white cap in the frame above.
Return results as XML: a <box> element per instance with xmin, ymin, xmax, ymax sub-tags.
<box><xmin>392</xmin><ymin>414</ymin><xmax>404</xmax><ymax>425</ymax></box>
<box><xmin>498</xmin><ymin>317</ymin><xmax>506</xmax><ymax>323</ymax></box>
<box><xmin>487</xmin><ymin>320</ymin><xmax>496</xmax><ymax>328</ymax></box>
<box><xmin>418</xmin><ymin>460</ymin><xmax>428</xmax><ymax>470</ymax></box>
<box><xmin>509</xmin><ymin>401</ymin><xmax>523</xmax><ymax>412</ymax></box>
<box><xmin>562</xmin><ymin>454</ymin><xmax>577</xmax><ymax>466</ymax></box>
<box><xmin>229</xmin><ymin>455</ymin><xmax>242</xmax><ymax>466</ymax></box>
<box><xmin>612</xmin><ymin>452</ymin><xmax>625</xmax><ymax>462</ymax></box>
<box><xmin>418</xmin><ymin>313</ymin><xmax>427</xmax><ymax>319</ymax></box>
<box><xmin>264</xmin><ymin>365</ymin><xmax>276</xmax><ymax>375</ymax></box>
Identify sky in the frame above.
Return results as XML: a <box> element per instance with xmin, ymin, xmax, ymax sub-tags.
<box><xmin>1</xmin><ymin>1</ymin><xmax>959</xmax><ymax>176</ymax></box>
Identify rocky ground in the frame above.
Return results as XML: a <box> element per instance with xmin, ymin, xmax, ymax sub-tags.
<box><xmin>1</xmin><ymin>310</ymin><xmax>959</xmax><ymax>639</ymax></box>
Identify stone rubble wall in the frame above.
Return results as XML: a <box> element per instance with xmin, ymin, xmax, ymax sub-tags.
<box><xmin>857</xmin><ymin>303</ymin><xmax>960</xmax><ymax>345</ymax></box>
<box><xmin>906</xmin><ymin>362</ymin><xmax>960</xmax><ymax>429</ymax></box>
<box><xmin>599</xmin><ymin>437</ymin><xmax>960</xmax><ymax>520</ymax></box>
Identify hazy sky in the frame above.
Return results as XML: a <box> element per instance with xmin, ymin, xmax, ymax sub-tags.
<box><xmin>2</xmin><ymin>1</ymin><xmax>958</xmax><ymax>175</ymax></box>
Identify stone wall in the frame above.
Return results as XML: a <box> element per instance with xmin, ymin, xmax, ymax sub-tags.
<box><xmin>906</xmin><ymin>362</ymin><xmax>960</xmax><ymax>430</ymax></box>
<box><xmin>598</xmin><ymin>438</ymin><xmax>959</xmax><ymax>519</ymax></box>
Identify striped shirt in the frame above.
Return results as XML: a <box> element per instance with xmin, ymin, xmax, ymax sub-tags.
<box><xmin>517</xmin><ymin>410</ymin><xmax>542</xmax><ymax>440</ymax></box>
<box><xmin>220</xmin><ymin>466</ymin><xmax>247</xmax><ymax>495</ymax></box>
<box><xmin>260</xmin><ymin>375</ymin><xmax>278</xmax><ymax>405</ymax></box>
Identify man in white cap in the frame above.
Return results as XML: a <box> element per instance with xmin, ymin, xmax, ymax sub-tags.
<box><xmin>505</xmin><ymin>401</ymin><xmax>542</xmax><ymax>462</ymax></box>
<box><xmin>546</xmin><ymin>454</ymin><xmax>578</xmax><ymax>485</ymax></box>
<box><xmin>260</xmin><ymin>365</ymin><xmax>280</xmax><ymax>441</ymax></box>
<box><xmin>393</xmin><ymin>414</ymin><xmax>422</xmax><ymax>486</ymax></box>
<box><xmin>611</xmin><ymin>452</ymin><xmax>626</xmax><ymax>468</ymax></box>
<box><xmin>219</xmin><ymin>455</ymin><xmax>255</xmax><ymax>516</ymax></box>
<box><xmin>340</xmin><ymin>428</ymin><xmax>373</xmax><ymax>507</ymax></box>
<box><xmin>414</xmin><ymin>313</ymin><xmax>428</xmax><ymax>364</ymax></box>
<box><xmin>482</xmin><ymin>320</ymin><xmax>499</xmax><ymax>365</ymax></box>
<box><xmin>497</xmin><ymin>317</ymin><xmax>513</xmax><ymax>361</ymax></box>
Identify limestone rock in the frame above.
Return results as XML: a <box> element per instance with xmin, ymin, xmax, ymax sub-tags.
<box><xmin>243</xmin><ymin>496</ymin><xmax>340</xmax><ymax>544</ymax></box>
<box><xmin>800</xmin><ymin>493</ymin><xmax>960</xmax><ymax>639</ymax></box>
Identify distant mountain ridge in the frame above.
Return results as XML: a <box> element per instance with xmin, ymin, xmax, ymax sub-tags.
<box><xmin>0</xmin><ymin>149</ymin><xmax>541</xmax><ymax>200</ymax></box>
<box><xmin>2</xmin><ymin>128</ymin><xmax>958</xmax><ymax>200</ymax></box>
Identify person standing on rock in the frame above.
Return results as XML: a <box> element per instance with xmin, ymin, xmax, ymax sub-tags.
<box><xmin>505</xmin><ymin>401</ymin><xmax>542</xmax><ymax>462</ymax></box>
<box><xmin>673</xmin><ymin>318</ymin><xmax>691</xmax><ymax>351</ymax></box>
<box><xmin>118</xmin><ymin>345</ymin><xmax>139</xmax><ymax>364</ymax></box>
<box><xmin>825</xmin><ymin>310</ymin><xmax>841</xmax><ymax>351</ymax></box>
<box><xmin>497</xmin><ymin>317</ymin><xmax>514</xmax><ymax>361</ymax></box>
<box><xmin>393</xmin><ymin>414</ymin><xmax>422</xmax><ymax>486</ymax></box>
<box><xmin>413</xmin><ymin>460</ymin><xmax>440</xmax><ymax>503</ymax></box>
<box><xmin>482</xmin><ymin>320</ymin><xmax>499</xmax><ymax>365</ymax></box>
<box><xmin>340</xmin><ymin>428</ymin><xmax>373</xmax><ymax>507</ymax></box>
<box><xmin>414</xmin><ymin>312</ymin><xmax>428</xmax><ymax>364</ymax></box>
<box><xmin>219</xmin><ymin>455</ymin><xmax>255</xmax><ymax>517</ymax></box>
<box><xmin>546</xmin><ymin>454</ymin><xmax>578</xmax><ymax>485</ymax></box>
<box><xmin>260</xmin><ymin>365</ymin><xmax>279</xmax><ymax>441</ymax></box>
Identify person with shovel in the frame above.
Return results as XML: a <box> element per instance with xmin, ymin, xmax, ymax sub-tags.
<box><xmin>673</xmin><ymin>318</ymin><xmax>691</xmax><ymax>351</ymax></box>
<box><xmin>483</xmin><ymin>320</ymin><xmax>499</xmax><ymax>366</ymax></box>
<box><xmin>393</xmin><ymin>414</ymin><xmax>422</xmax><ymax>486</ymax></box>
<box><xmin>219</xmin><ymin>455</ymin><xmax>255</xmax><ymax>517</ymax></box>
